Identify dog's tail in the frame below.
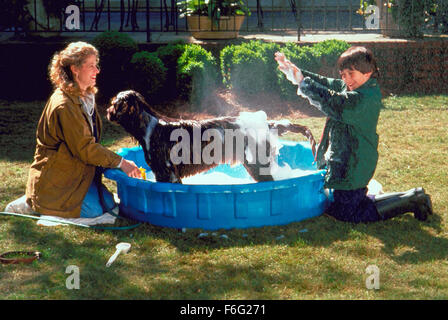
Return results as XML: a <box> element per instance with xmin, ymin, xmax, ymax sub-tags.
<box><xmin>268</xmin><ymin>120</ymin><xmax>316</xmax><ymax>157</ymax></box>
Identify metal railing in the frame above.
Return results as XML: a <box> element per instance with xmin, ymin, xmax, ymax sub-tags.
<box><xmin>1</xmin><ymin>0</ymin><xmax>447</xmax><ymax>42</ymax></box>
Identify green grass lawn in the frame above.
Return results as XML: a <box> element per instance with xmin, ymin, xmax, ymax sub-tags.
<box><xmin>0</xmin><ymin>95</ymin><xmax>447</xmax><ymax>300</ymax></box>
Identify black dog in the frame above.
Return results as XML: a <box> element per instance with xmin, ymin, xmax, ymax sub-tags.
<box><xmin>107</xmin><ymin>90</ymin><xmax>316</xmax><ymax>183</ymax></box>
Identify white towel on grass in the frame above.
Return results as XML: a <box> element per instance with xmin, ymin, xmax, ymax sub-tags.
<box><xmin>4</xmin><ymin>194</ymin><xmax>119</xmax><ymax>227</ymax></box>
<box><xmin>37</xmin><ymin>210</ymin><xmax>117</xmax><ymax>227</ymax></box>
<box><xmin>36</xmin><ymin>195</ymin><xmax>120</xmax><ymax>227</ymax></box>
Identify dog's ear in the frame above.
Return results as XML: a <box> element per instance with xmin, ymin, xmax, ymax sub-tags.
<box><xmin>121</xmin><ymin>101</ymin><xmax>138</xmax><ymax>117</ymax></box>
<box><xmin>124</xmin><ymin>91</ymin><xmax>140</xmax><ymax>114</ymax></box>
<box><xmin>126</xmin><ymin>90</ymin><xmax>155</xmax><ymax>117</ymax></box>
<box><xmin>128</xmin><ymin>103</ymin><xmax>137</xmax><ymax>114</ymax></box>
<box><xmin>114</xmin><ymin>99</ymin><xmax>131</xmax><ymax>119</ymax></box>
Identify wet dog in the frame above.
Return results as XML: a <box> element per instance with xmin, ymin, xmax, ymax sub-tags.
<box><xmin>107</xmin><ymin>90</ymin><xmax>316</xmax><ymax>183</ymax></box>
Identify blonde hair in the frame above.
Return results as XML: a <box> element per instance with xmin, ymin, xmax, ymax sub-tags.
<box><xmin>49</xmin><ymin>41</ymin><xmax>99</xmax><ymax>97</ymax></box>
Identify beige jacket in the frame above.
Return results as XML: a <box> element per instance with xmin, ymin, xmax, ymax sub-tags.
<box><xmin>26</xmin><ymin>88</ymin><xmax>122</xmax><ymax>218</ymax></box>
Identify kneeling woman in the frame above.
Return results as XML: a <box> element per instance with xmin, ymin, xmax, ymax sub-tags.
<box><xmin>8</xmin><ymin>42</ymin><xmax>141</xmax><ymax>218</ymax></box>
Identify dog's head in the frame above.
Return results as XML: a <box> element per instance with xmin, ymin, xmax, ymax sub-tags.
<box><xmin>107</xmin><ymin>90</ymin><xmax>152</xmax><ymax>127</ymax></box>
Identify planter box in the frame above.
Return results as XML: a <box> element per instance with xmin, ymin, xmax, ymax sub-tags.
<box><xmin>187</xmin><ymin>15</ymin><xmax>245</xmax><ymax>40</ymax></box>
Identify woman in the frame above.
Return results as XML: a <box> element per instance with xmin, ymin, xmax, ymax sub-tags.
<box><xmin>6</xmin><ymin>41</ymin><xmax>141</xmax><ymax>218</ymax></box>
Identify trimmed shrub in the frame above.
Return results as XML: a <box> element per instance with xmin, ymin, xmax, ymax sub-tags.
<box><xmin>247</xmin><ymin>41</ymin><xmax>282</xmax><ymax>93</ymax></box>
<box><xmin>220</xmin><ymin>40</ymin><xmax>281</xmax><ymax>95</ymax></box>
<box><xmin>220</xmin><ymin>44</ymin><xmax>237</xmax><ymax>88</ymax></box>
<box><xmin>281</xmin><ymin>43</ymin><xmax>321</xmax><ymax>72</ymax></box>
<box><xmin>313</xmin><ymin>39</ymin><xmax>351</xmax><ymax>70</ymax></box>
<box><xmin>92</xmin><ymin>31</ymin><xmax>138</xmax><ymax>102</ymax></box>
<box><xmin>221</xmin><ymin>45</ymin><xmax>266</xmax><ymax>94</ymax></box>
<box><xmin>177</xmin><ymin>44</ymin><xmax>219</xmax><ymax>106</ymax></box>
<box><xmin>278</xmin><ymin>43</ymin><xmax>321</xmax><ymax>100</ymax></box>
<box><xmin>155</xmin><ymin>42</ymin><xmax>187</xmax><ymax>99</ymax></box>
<box><xmin>278</xmin><ymin>40</ymin><xmax>350</xmax><ymax>99</ymax></box>
<box><xmin>128</xmin><ymin>51</ymin><xmax>167</xmax><ymax>103</ymax></box>
<box><xmin>220</xmin><ymin>39</ymin><xmax>350</xmax><ymax>100</ymax></box>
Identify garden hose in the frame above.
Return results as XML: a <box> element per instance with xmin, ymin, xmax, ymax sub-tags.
<box><xmin>0</xmin><ymin>250</ymin><xmax>42</xmax><ymax>264</ymax></box>
<box><xmin>0</xmin><ymin>210</ymin><xmax>142</xmax><ymax>231</ymax></box>
<box><xmin>97</xmin><ymin>205</ymin><xmax>143</xmax><ymax>231</ymax></box>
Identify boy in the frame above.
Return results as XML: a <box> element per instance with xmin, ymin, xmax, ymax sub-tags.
<box><xmin>275</xmin><ymin>46</ymin><xmax>432</xmax><ymax>223</ymax></box>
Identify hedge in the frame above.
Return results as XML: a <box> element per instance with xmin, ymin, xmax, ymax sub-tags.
<box><xmin>128</xmin><ymin>51</ymin><xmax>167</xmax><ymax>103</ymax></box>
<box><xmin>176</xmin><ymin>44</ymin><xmax>219</xmax><ymax>106</ymax></box>
<box><xmin>92</xmin><ymin>31</ymin><xmax>139</xmax><ymax>103</ymax></box>
<box><xmin>221</xmin><ymin>41</ymin><xmax>280</xmax><ymax>95</ymax></box>
<box><xmin>1</xmin><ymin>37</ymin><xmax>447</xmax><ymax>104</ymax></box>
<box><xmin>221</xmin><ymin>40</ymin><xmax>350</xmax><ymax>100</ymax></box>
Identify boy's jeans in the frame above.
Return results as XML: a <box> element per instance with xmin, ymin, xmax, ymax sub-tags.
<box><xmin>325</xmin><ymin>188</ymin><xmax>381</xmax><ymax>223</ymax></box>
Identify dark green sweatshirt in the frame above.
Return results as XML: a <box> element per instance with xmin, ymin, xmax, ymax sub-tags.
<box><xmin>299</xmin><ymin>70</ymin><xmax>383</xmax><ymax>190</ymax></box>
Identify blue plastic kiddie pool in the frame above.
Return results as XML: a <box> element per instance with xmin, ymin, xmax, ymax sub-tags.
<box><xmin>104</xmin><ymin>140</ymin><xmax>330</xmax><ymax>230</ymax></box>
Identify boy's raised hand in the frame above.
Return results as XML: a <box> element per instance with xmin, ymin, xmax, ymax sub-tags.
<box><xmin>275</xmin><ymin>52</ymin><xmax>304</xmax><ymax>85</ymax></box>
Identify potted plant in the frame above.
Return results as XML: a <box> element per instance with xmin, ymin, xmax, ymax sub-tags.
<box><xmin>177</xmin><ymin>0</ymin><xmax>251</xmax><ymax>40</ymax></box>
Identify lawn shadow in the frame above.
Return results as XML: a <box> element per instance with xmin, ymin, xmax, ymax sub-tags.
<box><xmin>361</xmin><ymin>213</ymin><xmax>448</xmax><ymax>264</ymax></box>
<box><xmin>139</xmin><ymin>259</ymin><xmax>292</xmax><ymax>299</ymax></box>
<box><xmin>281</xmin><ymin>212</ymin><xmax>448</xmax><ymax>265</ymax></box>
<box><xmin>133</xmin><ymin>208</ymin><xmax>448</xmax><ymax>266</ymax></box>
<box><xmin>124</xmin><ymin>215</ymin><xmax>336</xmax><ymax>254</ymax></box>
<box><xmin>3</xmin><ymin>210</ymin><xmax>444</xmax><ymax>299</ymax></box>
<box><xmin>0</xmin><ymin>100</ymin><xmax>43</xmax><ymax>162</ymax></box>
<box><xmin>0</xmin><ymin>185</ymin><xmax>28</xmax><ymax>208</ymax></box>
<box><xmin>0</xmin><ymin>100</ymin><xmax>132</xmax><ymax>163</ymax></box>
<box><xmin>1</xmin><ymin>215</ymin><xmax>314</xmax><ymax>299</ymax></box>
<box><xmin>135</xmin><ymin>223</ymin><xmax>359</xmax><ymax>299</ymax></box>
<box><xmin>0</xmin><ymin>217</ymin><xmax>152</xmax><ymax>299</ymax></box>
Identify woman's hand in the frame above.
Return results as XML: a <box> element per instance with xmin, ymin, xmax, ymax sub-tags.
<box><xmin>120</xmin><ymin>159</ymin><xmax>142</xmax><ymax>178</ymax></box>
<box><xmin>275</xmin><ymin>52</ymin><xmax>304</xmax><ymax>85</ymax></box>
